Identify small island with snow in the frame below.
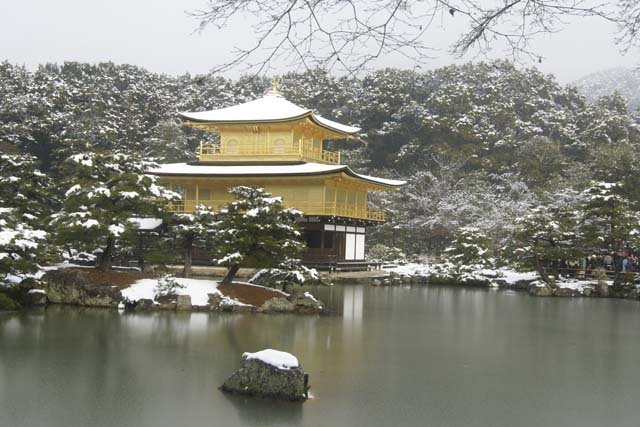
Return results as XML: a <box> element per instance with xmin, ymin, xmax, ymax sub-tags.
<box><xmin>221</xmin><ymin>349</ymin><xmax>308</xmax><ymax>401</ymax></box>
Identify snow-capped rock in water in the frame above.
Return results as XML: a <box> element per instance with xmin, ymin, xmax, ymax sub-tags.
<box><xmin>289</xmin><ymin>291</ymin><xmax>324</xmax><ymax>314</ymax></box>
<box><xmin>221</xmin><ymin>349</ymin><xmax>307</xmax><ymax>401</ymax></box>
<box><xmin>243</xmin><ymin>349</ymin><xmax>300</xmax><ymax>370</ymax></box>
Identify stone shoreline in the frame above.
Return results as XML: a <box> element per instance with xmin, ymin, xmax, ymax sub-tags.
<box><xmin>0</xmin><ymin>268</ymin><xmax>324</xmax><ymax>314</ymax></box>
<box><xmin>368</xmin><ymin>271</ymin><xmax>640</xmax><ymax>301</ymax></box>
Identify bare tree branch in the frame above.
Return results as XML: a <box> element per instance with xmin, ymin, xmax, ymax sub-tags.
<box><xmin>190</xmin><ymin>0</ymin><xmax>625</xmax><ymax>74</ymax></box>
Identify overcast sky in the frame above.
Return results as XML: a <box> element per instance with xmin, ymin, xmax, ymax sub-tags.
<box><xmin>1</xmin><ymin>0</ymin><xmax>637</xmax><ymax>84</ymax></box>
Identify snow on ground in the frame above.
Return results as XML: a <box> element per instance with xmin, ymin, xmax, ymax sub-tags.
<box><xmin>42</xmin><ymin>263</ymin><xmax>94</xmax><ymax>271</ymax></box>
<box><xmin>122</xmin><ymin>278</ymin><xmax>248</xmax><ymax>306</ymax></box>
<box><xmin>387</xmin><ymin>263</ymin><xmax>433</xmax><ymax>275</ymax></box>
<box><xmin>243</xmin><ymin>349</ymin><xmax>299</xmax><ymax>370</ymax></box>
<box><xmin>2</xmin><ymin>269</ymin><xmax>46</xmax><ymax>285</ymax></box>
<box><xmin>554</xmin><ymin>278</ymin><xmax>616</xmax><ymax>291</ymax></box>
<box><xmin>497</xmin><ymin>270</ymin><xmax>539</xmax><ymax>283</ymax></box>
<box><xmin>386</xmin><ymin>263</ymin><xmax>538</xmax><ymax>284</ymax></box>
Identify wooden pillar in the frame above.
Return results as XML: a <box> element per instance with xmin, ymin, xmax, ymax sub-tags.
<box><xmin>344</xmin><ymin>190</ymin><xmax>349</xmax><ymax>217</ymax></box>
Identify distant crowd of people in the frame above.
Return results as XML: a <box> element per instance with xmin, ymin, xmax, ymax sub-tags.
<box><xmin>586</xmin><ymin>253</ymin><xmax>640</xmax><ymax>273</ymax></box>
<box><xmin>552</xmin><ymin>253</ymin><xmax>640</xmax><ymax>278</ymax></box>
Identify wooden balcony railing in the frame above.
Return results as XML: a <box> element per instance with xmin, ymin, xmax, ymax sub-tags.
<box><xmin>198</xmin><ymin>140</ymin><xmax>341</xmax><ymax>165</ymax></box>
<box><xmin>167</xmin><ymin>199</ymin><xmax>385</xmax><ymax>221</ymax></box>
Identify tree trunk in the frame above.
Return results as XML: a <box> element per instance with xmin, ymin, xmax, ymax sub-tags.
<box><xmin>97</xmin><ymin>236</ymin><xmax>114</xmax><ymax>271</ymax></box>
<box><xmin>612</xmin><ymin>253</ymin><xmax>622</xmax><ymax>284</ymax></box>
<box><xmin>183</xmin><ymin>240</ymin><xmax>193</xmax><ymax>278</ymax></box>
<box><xmin>221</xmin><ymin>264</ymin><xmax>240</xmax><ymax>285</ymax></box>
<box><xmin>535</xmin><ymin>255</ymin><xmax>551</xmax><ymax>284</ymax></box>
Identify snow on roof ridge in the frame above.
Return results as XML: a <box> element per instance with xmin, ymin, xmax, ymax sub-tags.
<box><xmin>179</xmin><ymin>95</ymin><xmax>360</xmax><ymax>135</ymax></box>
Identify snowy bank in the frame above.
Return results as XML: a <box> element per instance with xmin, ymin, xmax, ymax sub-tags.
<box><xmin>379</xmin><ymin>262</ymin><xmax>640</xmax><ymax>300</ymax></box>
<box><xmin>122</xmin><ymin>277</ymin><xmax>248</xmax><ymax>307</ymax></box>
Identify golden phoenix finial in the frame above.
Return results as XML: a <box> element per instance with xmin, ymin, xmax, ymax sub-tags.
<box><xmin>265</xmin><ymin>78</ymin><xmax>283</xmax><ymax>97</ymax></box>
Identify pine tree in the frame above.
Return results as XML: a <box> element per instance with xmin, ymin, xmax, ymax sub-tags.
<box><xmin>214</xmin><ymin>186</ymin><xmax>305</xmax><ymax>284</ymax></box>
<box><xmin>0</xmin><ymin>153</ymin><xmax>52</xmax><ymax>285</ymax></box>
<box><xmin>581</xmin><ymin>181</ymin><xmax>640</xmax><ymax>275</ymax></box>
<box><xmin>443</xmin><ymin>226</ymin><xmax>494</xmax><ymax>272</ymax></box>
<box><xmin>509</xmin><ymin>199</ymin><xmax>583</xmax><ymax>283</ymax></box>
<box><xmin>52</xmin><ymin>151</ymin><xmax>178</xmax><ymax>271</ymax></box>
<box><xmin>0</xmin><ymin>208</ymin><xmax>47</xmax><ymax>286</ymax></box>
<box><xmin>0</xmin><ymin>153</ymin><xmax>54</xmax><ymax>223</ymax></box>
<box><xmin>170</xmin><ymin>205</ymin><xmax>219</xmax><ymax>278</ymax></box>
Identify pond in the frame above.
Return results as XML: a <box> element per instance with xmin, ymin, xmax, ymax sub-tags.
<box><xmin>2</xmin><ymin>285</ymin><xmax>640</xmax><ymax>426</ymax></box>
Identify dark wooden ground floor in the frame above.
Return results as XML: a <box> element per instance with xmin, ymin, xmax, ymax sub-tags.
<box><xmin>130</xmin><ymin>215</ymin><xmax>381</xmax><ymax>272</ymax></box>
<box><xmin>298</xmin><ymin>216</ymin><xmax>381</xmax><ymax>271</ymax></box>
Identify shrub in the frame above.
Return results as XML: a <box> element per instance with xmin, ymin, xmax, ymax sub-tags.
<box><xmin>153</xmin><ymin>275</ymin><xmax>185</xmax><ymax>301</ymax></box>
<box><xmin>0</xmin><ymin>292</ymin><xmax>20</xmax><ymax>310</ymax></box>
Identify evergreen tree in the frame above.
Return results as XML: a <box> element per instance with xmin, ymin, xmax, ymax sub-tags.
<box><xmin>52</xmin><ymin>151</ymin><xmax>178</xmax><ymax>270</ymax></box>
<box><xmin>214</xmin><ymin>186</ymin><xmax>305</xmax><ymax>284</ymax></box>
<box><xmin>0</xmin><ymin>153</ymin><xmax>53</xmax><ymax>285</ymax></box>
<box><xmin>509</xmin><ymin>197</ymin><xmax>584</xmax><ymax>283</ymax></box>
<box><xmin>443</xmin><ymin>226</ymin><xmax>494</xmax><ymax>272</ymax></box>
<box><xmin>0</xmin><ymin>153</ymin><xmax>55</xmax><ymax>222</ymax></box>
<box><xmin>170</xmin><ymin>205</ymin><xmax>219</xmax><ymax>278</ymax></box>
<box><xmin>581</xmin><ymin>182</ymin><xmax>640</xmax><ymax>275</ymax></box>
<box><xmin>0</xmin><ymin>208</ymin><xmax>47</xmax><ymax>286</ymax></box>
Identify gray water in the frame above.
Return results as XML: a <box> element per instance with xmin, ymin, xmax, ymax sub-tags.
<box><xmin>2</xmin><ymin>285</ymin><xmax>640</xmax><ymax>427</ymax></box>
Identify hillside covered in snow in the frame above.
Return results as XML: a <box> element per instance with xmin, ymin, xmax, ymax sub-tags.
<box><xmin>574</xmin><ymin>67</ymin><xmax>640</xmax><ymax>111</ymax></box>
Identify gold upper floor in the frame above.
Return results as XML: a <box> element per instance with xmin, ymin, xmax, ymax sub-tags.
<box><xmin>187</xmin><ymin>122</ymin><xmax>345</xmax><ymax>165</ymax></box>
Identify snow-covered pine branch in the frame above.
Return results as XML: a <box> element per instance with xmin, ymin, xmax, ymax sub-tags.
<box><xmin>52</xmin><ymin>151</ymin><xmax>179</xmax><ymax>270</ymax></box>
<box><xmin>213</xmin><ymin>186</ymin><xmax>306</xmax><ymax>284</ymax></box>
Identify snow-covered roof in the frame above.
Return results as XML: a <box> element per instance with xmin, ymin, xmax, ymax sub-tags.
<box><xmin>179</xmin><ymin>94</ymin><xmax>360</xmax><ymax>135</ymax></box>
<box><xmin>128</xmin><ymin>217</ymin><xmax>163</xmax><ymax>230</ymax></box>
<box><xmin>150</xmin><ymin>162</ymin><xmax>405</xmax><ymax>188</ymax></box>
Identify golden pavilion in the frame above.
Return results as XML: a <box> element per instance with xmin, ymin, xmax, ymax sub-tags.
<box><xmin>152</xmin><ymin>83</ymin><xmax>405</xmax><ymax>270</ymax></box>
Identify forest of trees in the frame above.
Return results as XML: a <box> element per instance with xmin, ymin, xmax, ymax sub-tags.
<box><xmin>1</xmin><ymin>59</ymin><xmax>639</xmax><ymax>283</ymax></box>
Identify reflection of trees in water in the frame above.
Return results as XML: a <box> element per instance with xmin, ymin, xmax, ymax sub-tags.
<box><xmin>0</xmin><ymin>306</ymin><xmax>145</xmax><ymax>426</ymax></box>
<box><xmin>222</xmin><ymin>391</ymin><xmax>303</xmax><ymax>427</ymax></box>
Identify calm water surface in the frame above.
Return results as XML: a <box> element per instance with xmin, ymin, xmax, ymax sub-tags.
<box><xmin>2</xmin><ymin>285</ymin><xmax>640</xmax><ymax>427</ymax></box>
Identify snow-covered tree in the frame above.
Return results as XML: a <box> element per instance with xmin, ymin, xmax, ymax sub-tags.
<box><xmin>581</xmin><ymin>181</ymin><xmax>640</xmax><ymax>274</ymax></box>
<box><xmin>443</xmin><ymin>226</ymin><xmax>494</xmax><ymax>271</ymax></box>
<box><xmin>153</xmin><ymin>274</ymin><xmax>185</xmax><ymax>301</ymax></box>
<box><xmin>394</xmin><ymin>153</ymin><xmax>536</xmax><ymax>255</ymax></box>
<box><xmin>143</xmin><ymin>120</ymin><xmax>198</xmax><ymax>163</ymax></box>
<box><xmin>52</xmin><ymin>151</ymin><xmax>178</xmax><ymax>270</ymax></box>
<box><xmin>249</xmin><ymin>265</ymin><xmax>319</xmax><ymax>292</ymax></box>
<box><xmin>0</xmin><ymin>153</ymin><xmax>52</xmax><ymax>285</ymax></box>
<box><xmin>170</xmin><ymin>205</ymin><xmax>219</xmax><ymax>278</ymax></box>
<box><xmin>214</xmin><ymin>186</ymin><xmax>305</xmax><ymax>284</ymax></box>
<box><xmin>0</xmin><ymin>153</ymin><xmax>54</xmax><ymax>223</ymax></box>
<box><xmin>508</xmin><ymin>194</ymin><xmax>584</xmax><ymax>283</ymax></box>
<box><xmin>0</xmin><ymin>208</ymin><xmax>47</xmax><ymax>286</ymax></box>
<box><xmin>429</xmin><ymin>225</ymin><xmax>495</xmax><ymax>283</ymax></box>
<box><xmin>3</xmin><ymin>59</ymin><xmax>640</xmax><ymax>268</ymax></box>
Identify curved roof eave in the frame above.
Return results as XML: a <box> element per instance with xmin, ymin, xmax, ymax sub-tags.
<box><xmin>177</xmin><ymin>95</ymin><xmax>360</xmax><ymax>136</ymax></box>
<box><xmin>150</xmin><ymin>163</ymin><xmax>404</xmax><ymax>188</ymax></box>
<box><xmin>180</xmin><ymin>111</ymin><xmax>360</xmax><ymax>136</ymax></box>
<box><xmin>343</xmin><ymin>167</ymin><xmax>406</xmax><ymax>188</ymax></box>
